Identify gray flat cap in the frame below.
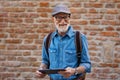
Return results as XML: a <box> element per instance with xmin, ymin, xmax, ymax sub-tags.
<box><xmin>52</xmin><ymin>4</ymin><xmax>71</xmax><ymax>16</ymax></box>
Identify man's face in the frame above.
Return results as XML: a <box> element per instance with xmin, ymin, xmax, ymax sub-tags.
<box><xmin>53</xmin><ymin>13</ymin><xmax>70</xmax><ymax>33</ymax></box>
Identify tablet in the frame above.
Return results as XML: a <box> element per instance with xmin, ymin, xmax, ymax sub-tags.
<box><xmin>39</xmin><ymin>69</ymin><xmax>65</xmax><ymax>74</ymax></box>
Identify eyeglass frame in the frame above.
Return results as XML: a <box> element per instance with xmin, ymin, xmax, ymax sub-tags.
<box><xmin>53</xmin><ymin>14</ymin><xmax>70</xmax><ymax>22</ymax></box>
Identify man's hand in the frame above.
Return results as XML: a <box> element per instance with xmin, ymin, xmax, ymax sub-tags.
<box><xmin>36</xmin><ymin>63</ymin><xmax>48</xmax><ymax>78</ymax></box>
<box><xmin>58</xmin><ymin>67</ymin><xmax>75</xmax><ymax>78</ymax></box>
<box><xmin>36</xmin><ymin>70</ymin><xmax>46</xmax><ymax>78</ymax></box>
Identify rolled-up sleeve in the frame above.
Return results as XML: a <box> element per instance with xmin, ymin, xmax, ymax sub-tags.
<box><xmin>41</xmin><ymin>37</ymin><xmax>49</xmax><ymax>66</ymax></box>
<box><xmin>79</xmin><ymin>34</ymin><xmax>91</xmax><ymax>73</ymax></box>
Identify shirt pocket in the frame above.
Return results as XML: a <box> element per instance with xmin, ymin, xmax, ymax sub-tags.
<box><xmin>48</xmin><ymin>48</ymin><xmax>57</xmax><ymax>65</ymax></box>
<box><xmin>65</xmin><ymin>50</ymin><xmax>77</xmax><ymax>63</ymax></box>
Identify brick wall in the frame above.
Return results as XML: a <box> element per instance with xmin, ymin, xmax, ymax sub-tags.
<box><xmin>0</xmin><ymin>0</ymin><xmax>120</xmax><ymax>80</ymax></box>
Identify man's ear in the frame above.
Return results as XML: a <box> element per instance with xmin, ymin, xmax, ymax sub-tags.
<box><xmin>52</xmin><ymin>17</ymin><xmax>54</xmax><ymax>20</ymax></box>
<box><xmin>52</xmin><ymin>17</ymin><xmax>55</xmax><ymax>22</ymax></box>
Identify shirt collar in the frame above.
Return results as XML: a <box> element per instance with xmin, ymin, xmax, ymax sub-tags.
<box><xmin>53</xmin><ymin>25</ymin><xmax>74</xmax><ymax>38</ymax></box>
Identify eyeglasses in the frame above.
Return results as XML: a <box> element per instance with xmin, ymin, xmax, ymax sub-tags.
<box><xmin>54</xmin><ymin>16</ymin><xmax>70</xmax><ymax>22</ymax></box>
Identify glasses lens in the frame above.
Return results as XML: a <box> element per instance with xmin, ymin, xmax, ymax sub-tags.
<box><xmin>55</xmin><ymin>16</ymin><xmax>69</xmax><ymax>22</ymax></box>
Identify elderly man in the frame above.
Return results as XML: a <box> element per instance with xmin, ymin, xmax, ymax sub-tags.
<box><xmin>36</xmin><ymin>4</ymin><xmax>91</xmax><ymax>80</ymax></box>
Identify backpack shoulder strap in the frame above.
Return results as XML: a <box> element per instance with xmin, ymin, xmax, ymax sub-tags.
<box><xmin>75</xmin><ymin>31</ymin><xmax>86</xmax><ymax>80</ymax></box>
<box><xmin>45</xmin><ymin>32</ymin><xmax>52</xmax><ymax>68</ymax></box>
<box><xmin>45</xmin><ymin>32</ymin><xmax>52</xmax><ymax>55</ymax></box>
<box><xmin>75</xmin><ymin>31</ymin><xmax>82</xmax><ymax>64</ymax></box>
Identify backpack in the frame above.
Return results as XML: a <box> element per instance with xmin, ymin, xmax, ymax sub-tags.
<box><xmin>45</xmin><ymin>31</ymin><xmax>86</xmax><ymax>80</ymax></box>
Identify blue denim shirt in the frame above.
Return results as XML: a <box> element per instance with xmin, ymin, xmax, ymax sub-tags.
<box><xmin>41</xmin><ymin>26</ymin><xmax>91</xmax><ymax>80</ymax></box>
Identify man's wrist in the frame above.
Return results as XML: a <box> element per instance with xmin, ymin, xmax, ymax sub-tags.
<box><xmin>74</xmin><ymin>68</ymin><xmax>79</xmax><ymax>75</ymax></box>
<box><xmin>39</xmin><ymin>67</ymin><xmax>44</xmax><ymax>70</ymax></box>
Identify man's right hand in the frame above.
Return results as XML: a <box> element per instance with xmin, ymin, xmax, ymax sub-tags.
<box><xmin>36</xmin><ymin>70</ymin><xmax>46</xmax><ymax>78</ymax></box>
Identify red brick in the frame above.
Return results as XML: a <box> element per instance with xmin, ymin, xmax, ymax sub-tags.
<box><xmin>7</xmin><ymin>45</ymin><xmax>18</xmax><ymax>50</ymax></box>
<box><xmin>21</xmin><ymin>34</ymin><xmax>39</xmax><ymax>39</ymax></box>
<box><xmin>101</xmin><ymin>20</ymin><xmax>119</xmax><ymax>25</ymax></box>
<box><xmin>71</xmin><ymin>20</ymin><xmax>88</xmax><ymax>25</ymax></box>
<box><xmin>31</xmin><ymin>62</ymin><xmax>40</xmax><ymax>67</ymax></box>
<box><xmin>1</xmin><ymin>61</ymin><xmax>21</xmax><ymax>67</ymax></box>
<box><xmin>89</xmin><ymin>46</ymin><xmax>99</xmax><ymax>51</ymax></box>
<box><xmin>104</xmin><ymin>15</ymin><xmax>115</xmax><ymax>20</ymax></box>
<box><xmin>0</xmin><ymin>45</ymin><xmax>5</xmax><ymax>49</ymax></box>
<box><xmin>0</xmin><ymin>56</ymin><xmax>6</xmax><ymax>61</ymax></box>
<box><xmin>84</xmin><ymin>14</ymin><xmax>103</xmax><ymax>19</ymax></box>
<box><xmin>17</xmin><ymin>57</ymin><xmax>37</xmax><ymax>62</ymax></box>
<box><xmin>114</xmin><ymin>58</ymin><xmax>120</xmax><ymax>63</ymax></box>
<box><xmin>21</xmin><ymin>1</ymin><xmax>37</xmax><ymax>7</ymax></box>
<box><xmin>5</xmin><ymin>39</ymin><xmax>22</xmax><ymax>44</ymax></box>
<box><xmin>70</xmin><ymin>8</ymin><xmax>87</xmax><ymax>13</ymax></box>
<box><xmin>14</xmin><ymin>29</ymin><xmax>25</xmax><ymax>34</ymax></box>
<box><xmin>4</xmin><ymin>18</ymin><xmax>23</xmax><ymax>23</ymax></box>
<box><xmin>93</xmin><ymin>68</ymin><xmax>112</xmax><ymax>73</ymax></box>
<box><xmin>0</xmin><ymin>23</ymin><xmax>7</xmax><ymax>28</ymax></box>
<box><xmin>0</xmin><ymin>34</ymin><xmax>7</xmax><ymax>38</ymax></box>
<box><xmin>3</xmin><ymin>8</ymin><xmax>25</xmax><ymax>12</ymax></box>
<box><xmin>23</xmin><ymin>51</ymin><xmax>31</xmax><ymax>56</ymax></box>
<box><xmin>84</xmin><ymin>3</ymin><xmax>103</xmax><ymax>8</ymax></box>
<box><xmin>115</xmin><ymin>47</ymin><xmax>120</xmax><ymax>52</ymax></box>
<box><xmin>39</xmin><ymin>2</ymin><xmax>49</xmax><ymax>7</ymax></box>
<box><xmin>1</xmin><ymin>51</ymin><xmax>22</xmax><ymax>56</ymax></box>
<box><xmin>91</xmin><ymin>57</ymin><xmax>101</xmax><ymax>62</ymax></box>
<box><xmin>36</xmin><ymin>19</ymin><xmax>52</xmax><ymax>23</ymax></box>
<box><xmin>39</xmin><ymin>13</ymin><xmax>48</xmax><ymax>17</ymax></box>
<box><xmin>0</xmin><ymin>72</ymin><xmax>16</xmax><ymax>78</ymax></box>
<box><xmin>18</xmin><ymin>67</ymin><xmax>33</xmax><ymax>72</ymax></box>
<box><xmin>89</xmin><ymin>51</ymin><xmax>97</xmax><ymax>56</ymax></box>
<box><xmin>105</xmin><ymin>3</ymin><xmax>115</xmax><ymax>8</ymax></box>
<box><xmin>114</xmin><ymin>0</ymin><xmax>120</xmax><ymax>3</ymax></box>
<box><xmin>100</xmin><ymin>31</ymin><xmax>119</xmax><ymax>37</ymax></box>
<box><xmin>100</xmin><ymin>0</ymin><xmax>115</xmax><ymax>3</ymax></box>
<box><xmin>37</xmin><ymin>29</ymin><xmax>50</xmax><ymax>33</ymax></box>
<box><xmin>7</xmin><ymin>56</ymin><xmax>16</xmax><ymax>61</ymax></box>
<box><xmin>89</xmin><ymin>32</ymin><xmax>97</xmax><ymax>35</ymax></box>
<box><xmin>19</xmin><ymin>45</ymin><xmax>37</xmax><ymax>50</ymax></box>
<box><xmin>24</xmin><ymin>39</ymin><xmax>33</xmax><ymax>44</ymax></box>
<box><xmin>0</xmin><ymin>28</ymin><xmax>4</xmax><ymax>32</ymax></box>
<box><xmin>99</xmin><ymin>63</ymin><xmax>119</xmax><ymax>68</ymax></box>
<box><xmin>71</xmin><ymin>14</ymin><xmax>81</xmax><ymax>19</ymax></box>
<box><xmin>37</xmin><ymin>8</ymin><xmax>52</xmax><ymax>12</ymax></box>
<box><xmin>8</xmin><ymin>13</ymin><xmax>19</xmax><ymax>18</ymax></box>
<box><xmin>0</xmin><ymin>13</ymin><xmax>8</xmax><ymax>17</ymax></box>
<box><xmin>9</xmin><ymin>33</ymin><xmax>18</xmax><ymax>38</ymax></box>
<box><xmin>116</xmin><ymin>27</ymin><xmax>120</xmax><ymax>31</ymax></box>
<box><xmin>105</xmin><ymin>26</ymin><xmax>114</xmax><ymax>31</ymax></box>
<box><xmin>85</xmin><ymin>26</ymin><xmax>103</xmax><ymax>31</ymax></box>
<box><xmin>0</xmin><ymin>18</ymin><xmax>4</xmax><ymax>22</ymax></box>
<box><xmin>25</xmin><ymin>18</ymin><xmax>34</xmax><ymax>23</ymax></box>
<box><xmin>87</xmin><ymin>73</ymin><xmax>97</xmax><ymax>78</ymax></box>
<box><xmin>117</xmin><ymin>3</ymin><xmax>120</xmax><ymax>8</ymax></box>
<box><xmin>89</xmin><ymin>0</ymin><xmax>98</xmax><ymax>2</ymax></box>
<box><xmin>114</xmin><ymin>68</ymin><xmax>120</xmax><ymax>74</ymax></box>
<box><xmin>90</xmin><ymin>20</ymin><xmax>100</xmax><ymax>25</ymax></box>
<box><xmin>19</xmin><ymin>13</ymin><xmax>39</xmax><ymax>18</ymax></box>
<box><xmin>71</xmin><ymin>2</ymin><xmax>81</xmax><ymax>7</ymax></box>
<box><xmin>98</xmin><ymin>73</ymin><xmax>109</xmax><ymax>79</ymax></box>
<box><xmin>106</xmin><ymin>9</ymin><xmax>119</xmax><ymax>14</ymax></box>
<box><xmin>89</xmin><ymin>8</ymin><xmax>98</xmax><ymax>13</ymax></box>
<box><xmin>28</xmin><ymin>13</ymin><xmax>39</xmax><ymax>18</ymax></box>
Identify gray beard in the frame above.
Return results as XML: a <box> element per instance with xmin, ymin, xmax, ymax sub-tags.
<box><xmin>56</xmin><ymin>24</ymin><xmax>69</xmax><ymax>33</ymax></box>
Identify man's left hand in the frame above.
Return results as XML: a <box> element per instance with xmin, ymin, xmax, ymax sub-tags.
<box><xmin>58</xmin><ymin>67</ymin><xmax>75</xmax><ymax>78</ymax></box>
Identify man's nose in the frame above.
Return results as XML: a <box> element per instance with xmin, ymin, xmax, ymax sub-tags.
<box><xmin>60</xmin><ymin>19</ymin><xmax>66</xmax><ymax>23</ymax></box>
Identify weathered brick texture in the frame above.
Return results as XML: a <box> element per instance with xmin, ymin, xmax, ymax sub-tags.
<box><xmin>0</xmin><ymin>0</ymin><xmax>120</xmax><ymax>80</ymax></box>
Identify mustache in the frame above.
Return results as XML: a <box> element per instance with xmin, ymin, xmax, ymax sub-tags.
<box><xmin>59</xmin><ymin>24</ymin><xmax>67</xmax><ymax>26</ymax></box>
